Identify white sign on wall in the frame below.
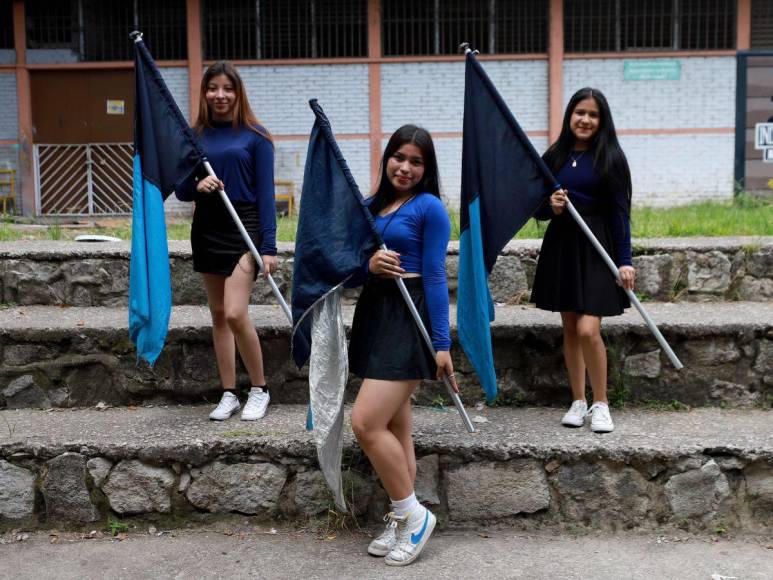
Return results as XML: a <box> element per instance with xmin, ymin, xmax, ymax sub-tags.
<box><xmin>755</xmin><ymin>123</ymin><xmax>773</xmax><ymax>162</ymax></box>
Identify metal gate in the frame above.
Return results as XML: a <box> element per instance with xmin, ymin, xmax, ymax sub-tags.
<box><xmin>34</xmin><ymin>143</ymin><xmax>134</xmax><ymax>216</ymax></box>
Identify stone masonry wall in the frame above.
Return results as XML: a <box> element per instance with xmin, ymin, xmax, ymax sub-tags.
<box><xmin>1</xmin><ymin>239</ymin><xmax>770</xmax><ymax>308</ymax></box>
<box><xmin>0</xmin><ymin>434</ymin><xmax>770</xmax><ymax>532</ymax></box>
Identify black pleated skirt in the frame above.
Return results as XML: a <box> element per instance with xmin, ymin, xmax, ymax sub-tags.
<box><xmin>531</xmin><ymin>204</ymin><xmax>630</xmax><ymax>317</ymax></box>
<box><xmin>191</xmin><ymin>194</ymin><xmax>262</xmax><ymax>279</ymax></box>
<box><xmin>349</xmin><ymin>277</ymin><xmax>437</xmax><ymax>381</ymax></box>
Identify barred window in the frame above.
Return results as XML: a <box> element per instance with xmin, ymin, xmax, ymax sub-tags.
<box><xmin>203</xmin><ymin>0</ymin><xmax>368</xmax><ymax>60</ymax></box>
<box><xmin>751</xmin><ymin>0</ymin><xmax>773</xmax><ymax>49</ymax></box>
<box><xmin>25</xmin><ymin>0</ymin><xmax>186</xmax><ymax>61</ymax></box>
<box><xmin>382</xmin><ymin>0</ymin><xmax>548</xmax><ymax>56</ymax></box>
<box><xmin>565</xmin><ymin>0</ymin><xmax>736</xmax><ymax>53</ymax></box>
<box><xmin>1</xmin><ymin>0</ymin><xmax>13</xmax><ymax>49</ymax></box>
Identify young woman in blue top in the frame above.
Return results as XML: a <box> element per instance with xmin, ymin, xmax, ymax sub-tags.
<box><xmin>176</xmin><ymin>62</ymin><xmax>277</xmax><ymax>422</ymax></box>
<box><xmin>348</xmin><ymin>125</ymin><xmax>457</xmax><ymax>567</ymax></box>
<box><xmin>531</xmin><ymin>88</ymin><xmax>635</xmax><ymax>434</ymax></box>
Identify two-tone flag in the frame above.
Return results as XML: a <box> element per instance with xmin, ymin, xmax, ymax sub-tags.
<box><xmin>291</xmin><ymin>100</ymin><xmax>378</xmax><ymax>510</ymax></box>
<box><xmin>129</xmin><ymin>33</ymin><xmax>204</xmax><ymax>365</ymax></box>
<box><xmin>458</xmin><ymin>51</ymin><xmax>554</xmax><ymax>403</ymax></box>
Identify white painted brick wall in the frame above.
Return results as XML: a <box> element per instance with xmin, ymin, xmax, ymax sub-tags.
<box><xmin>274</xmin><ymin>138</ymin><xmax>371</xmax><ymax>204</ymax></box>
<box><xmin>26</xmin><ymin>49</ymin><xmax>80</xmax><ymax>64</ymax></box>
<box><xmin>159</xmin><ymin>67</ymin><xmax>190</xmax><ymax>124</ymax></box>
<box><xmin>0</xmin><ymin>49</ymin><xmax>15</xmax><ymax>65</ymax></box>
<box><xmin>0</xmin><ymin>72</ymin><xmax>18</xmax><ymax>139</ymax></box>
<box><xmin>563</xmin><ymin>57</ymin><xmax>735</xmax><ymax>130</ymax></box>
<box><xmin>381</xmin><ymin>61</ymin><xmax>548</xmax><ymax>133</ymax></box>
<box><xmin>622</xmin><ymin>134</ymin><xmax>735</xmax><ymax>206</ymax></box>
<box><xmin>239</xmin><ymin>65</ymin><xmax>370</xmax><ymax>135</ymax></box>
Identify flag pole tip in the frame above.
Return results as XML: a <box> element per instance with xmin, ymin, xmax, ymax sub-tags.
<box><xmin>130</xmin><ymin>31</ymin><xmax>143</xmax><ymax>42</ymax></box>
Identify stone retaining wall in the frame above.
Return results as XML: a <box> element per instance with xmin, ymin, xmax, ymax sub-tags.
<box><xmin>1</xmin><ymin>306</ymin><xmax>770</xmax><ymax>409</ymax></box>
<box><xmin>1</xmin><ymin>238</ymin><xmax>771</xmax><ymax>307</ymax></box>
<box><xmin>1</xmin><ymin>445</ymin><xmax>770</xmax><ymax>533</ymax></box>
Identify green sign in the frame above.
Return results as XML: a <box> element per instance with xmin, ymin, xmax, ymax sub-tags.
<box><xmin>624</xmin><ymin>60</ymin><xmax>681</xmax><ymax>81</ymax></box>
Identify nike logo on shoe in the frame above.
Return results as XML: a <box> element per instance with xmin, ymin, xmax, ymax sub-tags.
<box><xmin>410</xmin><ymin>511</ymin><xmax>429</xmax><ymax>545</ymax></box>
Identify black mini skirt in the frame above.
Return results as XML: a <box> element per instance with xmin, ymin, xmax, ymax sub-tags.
<box><xmin>191</xmin><ymin>194</ymin><xmax>262</xmax><ymax>279</ymax></box>
<box><xmin>349</xmin><ymin>277</ymin><xmax>437</xmax><ymax>381</ymax></box>
<box><xmin>531</xmin><ymin>204</ymin><xmax>630</xmax><ymax>317</ymax></box>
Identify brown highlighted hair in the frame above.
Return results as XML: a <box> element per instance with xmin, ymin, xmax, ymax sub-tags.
<box><xmin>194</xmin><ymin>61</ymin><xmax>271</xmax><ymax>142</ymax></box>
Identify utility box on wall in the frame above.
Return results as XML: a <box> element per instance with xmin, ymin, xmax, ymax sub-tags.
<box><xmin>736</xmin><ymin>51</ymin><xmax>773</xmax><ymax>195</ymax></box>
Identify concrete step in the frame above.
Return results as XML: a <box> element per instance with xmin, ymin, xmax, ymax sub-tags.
<box><xmin>1</xmin><ymin>237</ymin><xmax>771</xmax><ymax>307</ymax></box>
<box><xmin>0</xmin><ymin>302</ymin><xmax>770</xmax><ymax>410</ymax></box>
<box><xmin>0</xmin><ymin>405</ymin><xmax>771</xmax><ymax>532</ymax></box>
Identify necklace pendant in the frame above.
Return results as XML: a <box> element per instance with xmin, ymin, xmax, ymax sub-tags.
<box><xmin>572</xmin><ymin>160</ymin><xmax>577</xmax><ymax>167</ymax></box>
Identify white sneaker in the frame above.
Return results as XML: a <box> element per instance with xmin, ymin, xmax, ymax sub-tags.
<box><xmin>384</xmin><ymin>506</ymin><xmax>436</xmax><ymax>567</ymax></box>
<box><xmin>209</xmin><ymin>391</ymin><xmax>240</xmax><ymax>421</ymax></box>
<box><xmin>367</xmin><ymin>513</ymin><xmax>397</xmax><ymax>556</ymax></box>
<box><xmin>561</xmin><ymin>400</ymin><xmax>588</xmax><ymax>427</ymax></box>
<box><xmin>241</xmin><ymin>388</ymin><xmax>270</xmax><ymax>421</ymax></box>
<box><xmin>588</xmin><ymin>402</ymin><xmax>614</xmax><ymax>433</ymax></box>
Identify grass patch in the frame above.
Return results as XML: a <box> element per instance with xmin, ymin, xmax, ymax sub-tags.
<box><xmin>106</xmin><ymin>516</ymin><xmax>129</xmax><ymax>536</ymax></box>
<box><xmin>0</xmin><ymin>199</ymin><xmax>769</xmax><ymax>242</ymax></box>
<box><xmin>638</xmin><ymin>399</ymin><xmax>691</xmax><ymax>412</ymax></box>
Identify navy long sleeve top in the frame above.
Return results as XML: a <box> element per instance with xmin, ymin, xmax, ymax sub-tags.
<box><xmin>176</xmin><ymin>122</ymin><xmax>277</xmax><ymax>255</ymax></box>
<box><xmin>535</xmin><ymin>152</ymin><xmax>632</xmax><ymax>266</ymax></box>
<box><xmin>359</xmin><ymin>193</ymin><xmax>452</xmax><ymax>351</ymax></box>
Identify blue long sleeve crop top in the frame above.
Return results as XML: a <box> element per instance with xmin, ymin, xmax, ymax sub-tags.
<box><xmin>366</xmin><ymin>193</ymin><xmax>452</xmax><ymax>352</ymax></box>
<box><xmin>535</xmin><ymin>152</ymin><xmax>632</xmax><ymax>266</ymax></box>
<box><xmin>175</xmin><ymin>122</ymin><xmax>277</xmax><ymax>255</ymax></box>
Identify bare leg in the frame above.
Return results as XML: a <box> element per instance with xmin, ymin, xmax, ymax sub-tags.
<box><xmin>576</xmin><ymin>314</ymin><xmax>608</xmax><ymax>404</ymax></box>
<box><xmin>388</xmin><ymin>398</ymin><xmax>416</xmax><ymax>485</ymax></box>
<box><xmin>560</xmin><ymin>312</ymin><xmax>586</xmax><ymax>401</ymax></box>
<box><xmin>351</xmin><ymin>379</ymin><xmax>419</xmax><ymax>500</ymax></box>
<box><xmin>223</xmin><ymin>253</ymin><xmax>266</xmax><ymax>386</ymax></box>
<box><xmin>202</xmin><ymin>274</ymin><xmax>236</xmax><ymax>389</ymax></box>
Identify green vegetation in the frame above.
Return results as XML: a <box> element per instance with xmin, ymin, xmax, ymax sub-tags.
<box><xmin>0</xmin><ymin>198</ymin><xmax>769</xmax><ymax>242</ymax></box>
<box><xmin>106</xmin><ymin>516</ymin><xmax>130</xmax><ymax>536</ymax></box>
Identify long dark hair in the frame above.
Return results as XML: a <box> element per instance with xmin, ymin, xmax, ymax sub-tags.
<box><xmin>543</xmin><ymin>87</ymin><xmax>632</xmax><ymax>211</ymax></box>
<box><xmin>194</xmin><ymin>61</ymin><xmax>271</xmax><ymax>142</ymax></box>
<box><xmin>369</xmin><ymin>125</ymin><xmax>441</xmax><ymax>215</ymax></box>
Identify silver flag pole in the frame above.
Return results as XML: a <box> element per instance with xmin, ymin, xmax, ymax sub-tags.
<box><xmin>381</xmin><ymin>244</ymin><xmax>477</xmax><ymax>434</ymax></box>
<box><xmin>202</xmin><ymin>160</ymin><xmax>293</xmax><ymax>324</ymax></box>
<box><xmin>564</xmin><ymin>199</ymin><xmax>683</xmax><ymax>370</ymax></box>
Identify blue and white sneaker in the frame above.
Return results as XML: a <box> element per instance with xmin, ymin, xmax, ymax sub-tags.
<box><xmin>384</xmin><ymin>506</ymin><xmax>436</xmax><ymax>567</ymax></box>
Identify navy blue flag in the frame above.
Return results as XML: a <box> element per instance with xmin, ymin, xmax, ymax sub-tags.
<box><xmin>129</xmin><ymin>33</ymin><xmax>204</xmax><ymax>365</ymax></box>
<box><xmin>458</xmin><ymin>51</ymin><xmax>556</xmax><ymax>403</ymax></box>
<box><xmin>291</xmin><ymin>100</ymin><xmax>379</xmax><ymax>368</ymax></box>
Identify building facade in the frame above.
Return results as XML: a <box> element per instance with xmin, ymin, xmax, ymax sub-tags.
<box><xmin>0</xmin><ymin>0</ymin><xmax>771</xmax><ymax>216</ymax></box>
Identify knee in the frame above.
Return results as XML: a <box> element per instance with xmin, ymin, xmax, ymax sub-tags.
<box><xmin>350</xmin><ymin>411</ymin><xmax>376</xmax><ymax>445</ymax></box>
<box><xmin>576</xmin><ymin>324</ymin><xmax>600</xmax><ymax>342</ymax></box>
<box><xmin>224</xmin><ymin>309</ymin><xmax>248</xmax><ymax>330</ymax></box>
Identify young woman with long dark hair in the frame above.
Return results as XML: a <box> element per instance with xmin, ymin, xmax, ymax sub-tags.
<box><xmin>531</xmin><ymin>87</ymin><xmax>635</xmax><ymax>433</ymax></box>
<box><xmin>176</xmin><ymin>61</ymin><xmax>278</xmax><ymax>421</ymax></box>
<box><xmin>348</xmin><ymin>125</ymin><xmax>457</xmax><ymax>566</ymax></box>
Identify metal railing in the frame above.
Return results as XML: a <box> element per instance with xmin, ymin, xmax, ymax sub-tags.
<box><xmin>34</xmin><ymin>143</ymin><xmax>134</xmax><ymax>216</ymax></box>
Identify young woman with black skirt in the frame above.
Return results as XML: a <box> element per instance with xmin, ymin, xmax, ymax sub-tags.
<box><xmin>531</xmin><ymin>88</ymin><xmax>635</xmax><ymax>433</ymax></box>
<box><xmin>176</xmin><ymin>62</ymin><xmax>278</xmax><ymax>422</ymax></box>
<box><xmin>348</xmin><ymin>125</ymin><xmax>457</xmax><ymax>566</ymax></box>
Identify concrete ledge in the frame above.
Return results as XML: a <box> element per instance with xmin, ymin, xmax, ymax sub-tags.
<box><xmin>0</xmin><ymin>405</ymin><xmax>770</xmax><ymax>531</ymax></box>
<box><xmin>1</xmin><ymin>237</ymin><xmax>770</xmax><ymax>306</ymax></box>
<box><xmin>0</xmin><ymin>302</ymin><xmax>770</xmax><ymax>409</ymax></box>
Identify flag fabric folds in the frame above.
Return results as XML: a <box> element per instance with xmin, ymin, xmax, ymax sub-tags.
<box><xmin>291</xmin><ymin>99</ymin><xmax>378</xmax><ymax>510</ymax></box>
<box><xmin>129</xmin><ymin>36</ymin><xmax>204</xmax><ymax>365</ymax></box>
<box><xmin>458</xmin><ymin>52</ymin><xmax>555</xmax><ymax>403</ymax></box>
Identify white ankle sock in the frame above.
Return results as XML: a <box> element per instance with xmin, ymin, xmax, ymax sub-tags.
<box><xmin>593</xmin><ymin>401</ymin><xmax>608</xmax><ymax>408</ymax></box>
<box><xmin>390</xmin><ymin>493</ymin><xmax>420</xmax><ymax>518</ymax></box>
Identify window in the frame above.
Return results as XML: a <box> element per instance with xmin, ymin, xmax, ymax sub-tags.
<box><xmin>0</xmin><ymin>0</ymin><xmax>13</xmax><ymax>49</ymax></box>
<box><xmin>382</xmin><ymin>0</ymin><xmax>548</xmax><ymax>56</ymax></box>
<box><xmin>25</xmin><ymin>0</ymin><xmax>187</xmax><ymax>61</ymax></box>
<box><xmin>203</xmin><ymin>0</ymin><xmax>368</xmax><ymax>60</ymax></box>
<box><xmin>751</xmin><ymin>0</ymin><xmax>773</xmax><ymax>49</ymax></box>
<box><xmin>565</xmin><ymin>0</ymin><xmax>736</xmax><ymax>53</ymax></box>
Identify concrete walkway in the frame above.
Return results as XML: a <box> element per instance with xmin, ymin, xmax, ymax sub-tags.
<box><xmin>0</xmin><ymin>526</ymin><xmax>771</xmax><ymax>580</ymax></box>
